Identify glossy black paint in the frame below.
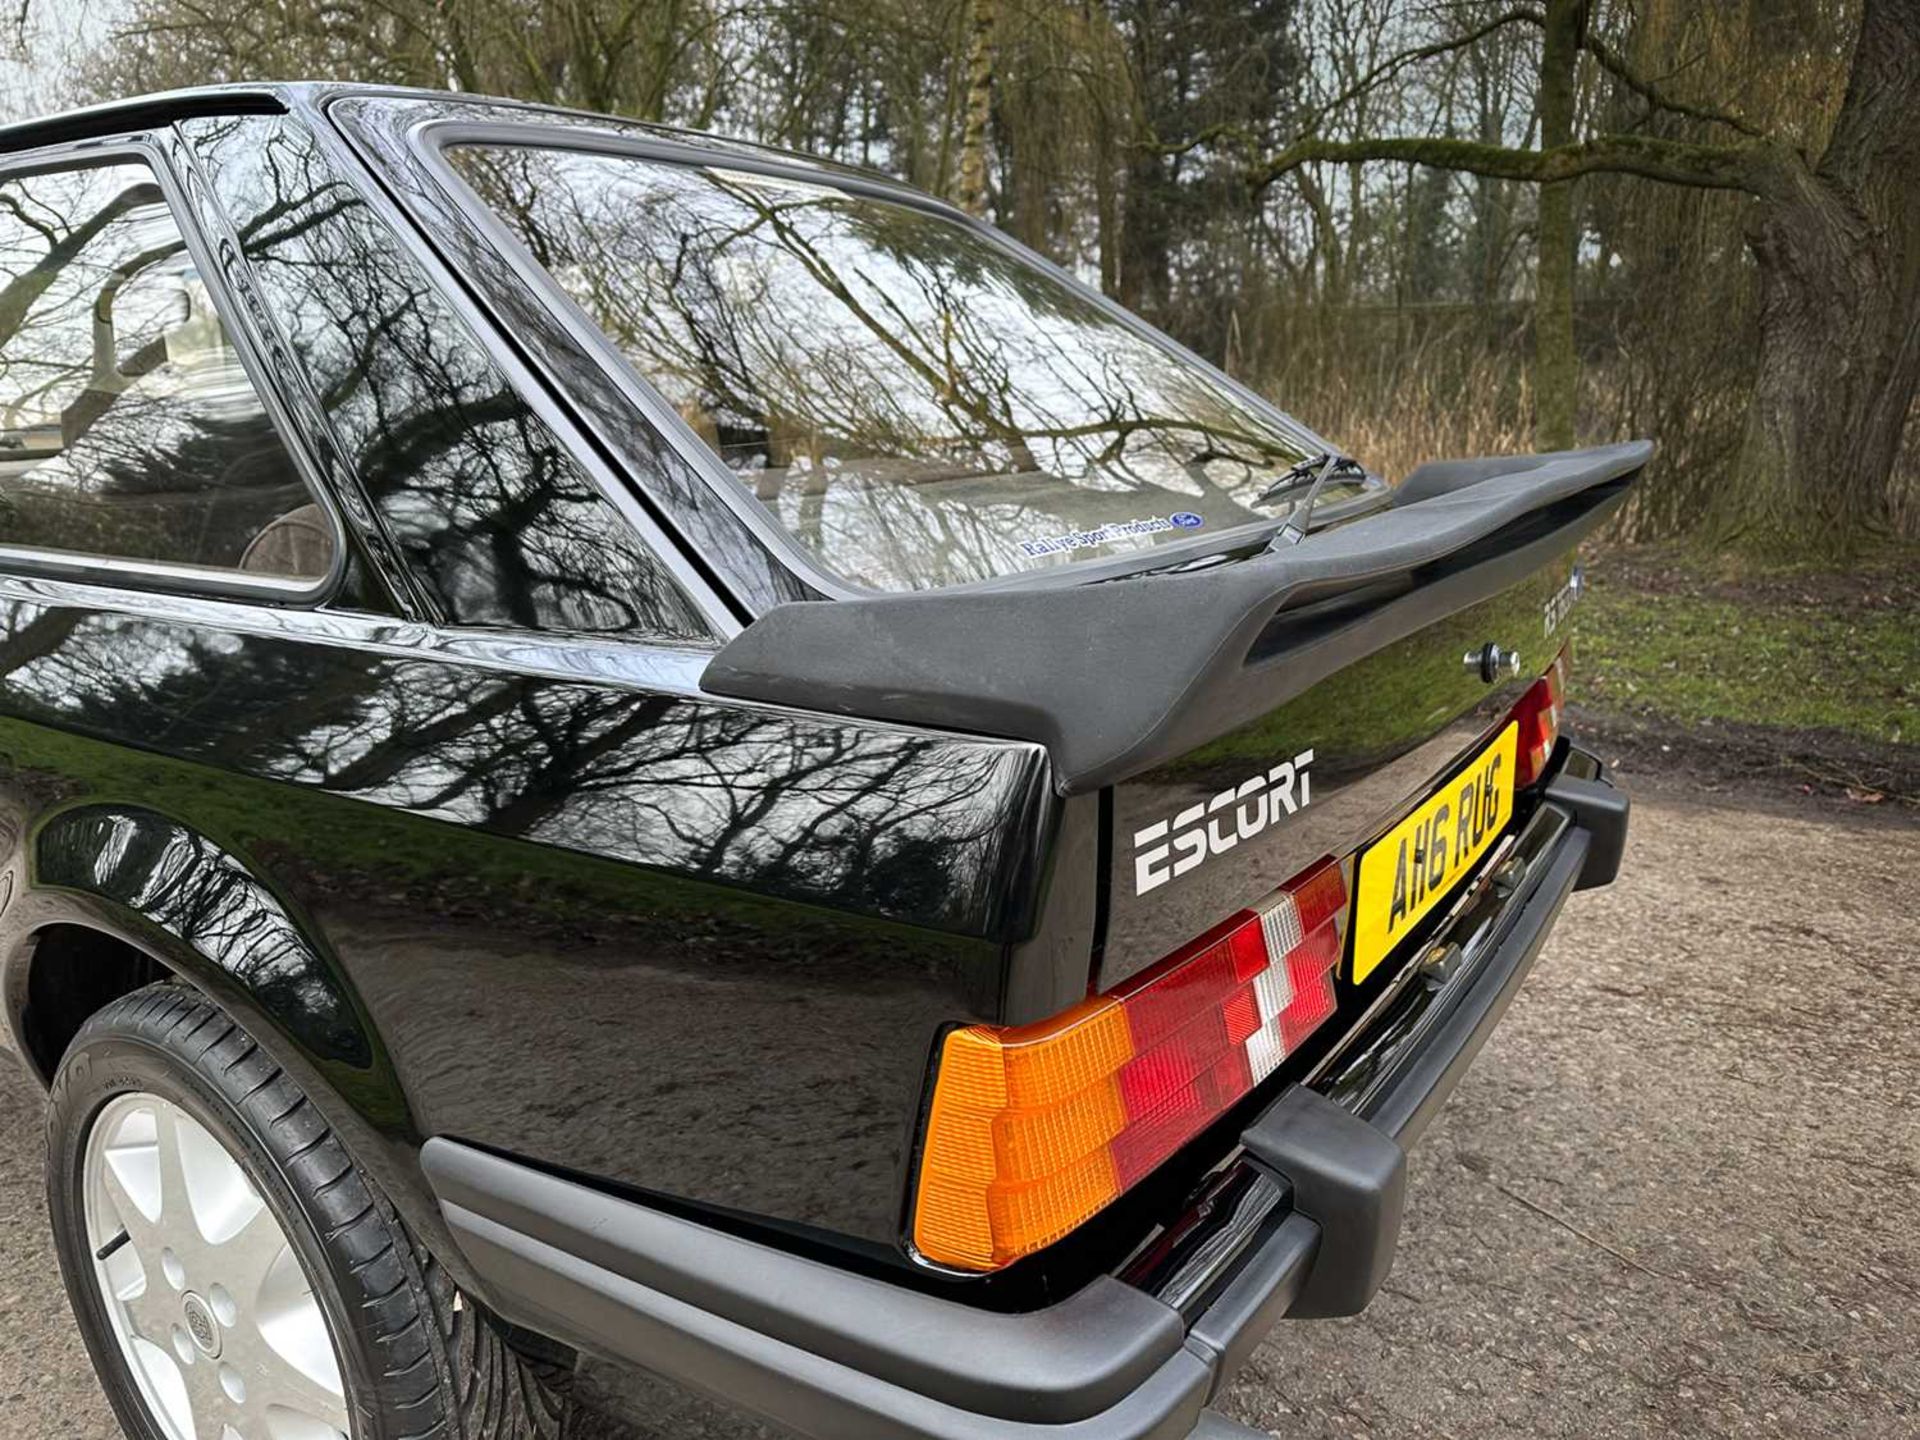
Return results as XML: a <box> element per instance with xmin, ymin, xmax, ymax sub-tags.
<box><xmin>0</xmin><ymin>89</ymin><xmax>1066</xmax><ymax>1287</ymax></box>
<box><xmin>0</xmin><ymin>86</ymin><xmax>1613</xmax><ymax>1321</ymax></box>
<box><xmin>0</xmin><ymin>579</ymin><xmax>1043</xmax><ymax>1255</ymax></box>
<box><xmin>1103</xmin><ymin>556</ymin><xmax>1570</xmax><ymax>986</ymax></box>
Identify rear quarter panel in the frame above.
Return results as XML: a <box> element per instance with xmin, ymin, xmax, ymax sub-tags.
<box><xmin>0</xmin><ymin>98</ymin><xmax>1047</xmax><ymax>1254</ymax></box>
<box><xmin>0</xmin><ymin>592</ymin><xmax>1042</xmax><ymax>1247</ymax></box>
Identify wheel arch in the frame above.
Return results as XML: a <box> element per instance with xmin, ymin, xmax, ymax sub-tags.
<box><xmin>8</xmin><ymin>922</ymin><xmax>169</xmax><ymax>1083</ymax></box>
<box><xmin>4</xmin><ymin>802</ymin><xmax>395</xmax><ymax>1099</ymax></box>
<box><xmin>0</xmin><ymin>801</ymin><xmax>475</xmax><ymax>1293</ymax></box>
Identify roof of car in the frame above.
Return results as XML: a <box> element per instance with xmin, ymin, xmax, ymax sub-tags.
<box><xmin>0</xmin><ymin>82</ymin><xmax>905</xmax><ymax>192</ymax></box>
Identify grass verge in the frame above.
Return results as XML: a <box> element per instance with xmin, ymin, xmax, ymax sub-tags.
<box><xmin>1571</xmin><ymin>544</ymin><xmax>1919</xmax><ymax>803</ymax></box>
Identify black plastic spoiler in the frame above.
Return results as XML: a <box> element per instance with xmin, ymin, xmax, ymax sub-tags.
<box><xmin>701</xmin><ymin>442</ymin><xmax>1650</xmax><ymax>793</ymax></box>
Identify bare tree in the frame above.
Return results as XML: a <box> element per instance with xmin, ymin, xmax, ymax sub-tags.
<box><xmin>19</xmin><ymin>0</ymin><xmax>1916</xmax><ymax>553</ymax></box>
<box><xmin>1258</xmin><ymin>0</ymin><xmax>1918</xmax><ymax>556</ymax></box>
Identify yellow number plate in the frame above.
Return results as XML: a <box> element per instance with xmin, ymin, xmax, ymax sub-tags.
<box><xmin>1351</xmin><ymin>723</ymin><xmax>1517</xmax><ymax>985</ymax></box>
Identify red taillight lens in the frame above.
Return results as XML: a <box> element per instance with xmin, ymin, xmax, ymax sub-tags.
<box><xmin>1512</xmin><ymin>644</ymin><xmax>1570</xmax><ymax>786</ymax></box>
<box><xmin>913</xmin><ymin>860</ymin><xmax>1349</xmax><ymax>1271</ymax></box>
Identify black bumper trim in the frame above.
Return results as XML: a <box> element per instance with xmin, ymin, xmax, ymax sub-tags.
<box><xmin>1181</xmin><ymin>1210</ymin><xmax>1317</xmax><ymax>1388</ymax></box>
<box><xmin>1356</xmin><ymin>820</ymin><xmax>1588</xmax><ymax>1148</ymax></box>
<box><xmin>1239</xmin><ymin>1089</ymin><xmax>1404</xmax><ymax>1319</ymax></box>
<box><xmin>422</xmin><ymin>1139</ymin><xmax>1184</xmax><ymax>1427</ymax></box>
<box><xmin>424</xmin><ymin>755</ymin><xmax>1623</xmax><ymax>1440</ymax></box>
<box><xmin>435</xmin><ymin>1196</ymin><xmax>1212</xmax><ymax>1440</ymax></box>
<box><xmin>1545</xmin><ymin>753</ymin><xmax>1629</xmax><ymax>890</ymax></box>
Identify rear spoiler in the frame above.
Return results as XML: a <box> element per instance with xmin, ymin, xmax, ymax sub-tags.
<box><xmin>701</xmin><ymin>441</ymin><xmax>1650</xmax><ymax>794</ymax></box>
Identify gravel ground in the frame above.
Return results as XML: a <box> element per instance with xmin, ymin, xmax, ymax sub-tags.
<box><xmin>2</xmin><ymin>775</ymin><xmax>1915</xmax><ymax>1439</ymax></box>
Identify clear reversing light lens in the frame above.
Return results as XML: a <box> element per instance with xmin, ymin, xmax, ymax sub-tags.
<box><xmin>912</xmin><ymin>860</ymin><xmax>1349</xmax><ymax>1272</ymax></box>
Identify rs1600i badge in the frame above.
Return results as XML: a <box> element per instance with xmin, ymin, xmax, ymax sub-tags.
<box><xmin>1132</xmin><ymin>750</ymin><xmax>1314</xmax><ymax>895</ymax></box>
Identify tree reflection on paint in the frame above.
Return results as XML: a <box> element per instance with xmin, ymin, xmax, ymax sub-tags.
<box><xmin>0</xmin><ymin>596</ymin><xmax>1030</xmax><ymax>932</ymax></box>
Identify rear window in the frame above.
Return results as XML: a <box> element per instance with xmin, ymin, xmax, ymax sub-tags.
<box><xmin>447</xmin><ymin>143</ymin><xmax>1364</xmax><ymax>592</ymax></box>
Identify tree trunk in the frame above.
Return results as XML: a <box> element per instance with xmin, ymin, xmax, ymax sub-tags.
<box><xmin>1094</xmin><ymin>108</ymin><xmax>1120</xmax><ymax>297</ymax></box>
<box><xmin>955</xmin><ymin>0</ymin><xmax>997</xmax><ymax>217</ymax></box>
<box><xmin>1707</xmin><ymin>0</ymin><xmax>1920</xmax><ymax>557</ymax></box>
<box><xmin>1533</xmin><ymin>0</ymin><xmax>1582</xmax><ymax>451</ymax></box>
<box><xmin>1118</xmin><ymin>149</ymin><xmax>1175</xmax><ymax>314</ymax></box>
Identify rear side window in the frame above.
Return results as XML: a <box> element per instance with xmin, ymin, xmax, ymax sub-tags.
<box><xmin>182</xmin><ymin>114</ymin><xmax>711</xmax><ymax>641</ymax></box>
<box><xmin>0</xmin><ymin>158</ymin><xmax>333</xmax><ymax>582</ymax></box>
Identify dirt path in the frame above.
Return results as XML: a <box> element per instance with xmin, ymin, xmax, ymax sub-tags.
<box><xmin>1218</xmin><ymin>776</ymin><xmax>1920</xmax><ymax>1439</ymax></box>
<box><xmin>2</xmin><ymin>778</ymin><xmax>1915</xmax><ymax>1439</ymax></box>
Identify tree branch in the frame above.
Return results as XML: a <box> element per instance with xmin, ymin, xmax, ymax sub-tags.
<box><xmin>1148</xmin><ymin>5</ymin><xmax>1763</xmax><ymax>167</ymax></box>
<box><xmin>1302</xmin><ymin>7</ymin><xmax>1547</xmax><ymax>140</ymax></box>
<box><xmin>1145</xmin><ymin>7</ymin><xmax>1546</xmax><ymax>158</ymax></box>
<box><xmin>1257</xmin><ymin>132</ymin><xmax>1795</xmax><ymax>199</ymax></box>
<box><xmin>1577</xmin><ymin>30</ymin><xmax>1766</xmax><ymax>138</ymax></box>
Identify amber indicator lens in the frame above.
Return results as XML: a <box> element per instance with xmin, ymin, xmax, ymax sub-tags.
<box><xmin>913</xmin><ymin>860</ymin><xmax>1349</xmax><ymax>1271</ymax></box>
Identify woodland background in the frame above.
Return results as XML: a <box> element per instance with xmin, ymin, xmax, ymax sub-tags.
<box><xmin>5</xmin><ymin>0</ymin><xmax>1918</xmax><ymax>793</ymax></box>
<box><xmin>11</xmin><ymin>0</ymin><xmax>1919</xmax><ymax>559</ymax></box>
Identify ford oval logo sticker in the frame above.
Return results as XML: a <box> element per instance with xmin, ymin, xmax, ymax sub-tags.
<box><xmin>1171</xmin><ymin>511</ymin><xmax>1204</xmax><ymax>529</ymax></box>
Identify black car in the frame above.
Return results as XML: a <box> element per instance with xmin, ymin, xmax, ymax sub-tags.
<box><xmin>0</xmin><ymin>84</ymin><xmax>1639</xmax><ymax>1440</ymax></box>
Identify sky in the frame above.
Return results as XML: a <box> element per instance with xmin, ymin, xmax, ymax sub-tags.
<box><xmin>0</xmin><ymin>0</ymin><xmax>125</xmax><ymax>122</ymax></box>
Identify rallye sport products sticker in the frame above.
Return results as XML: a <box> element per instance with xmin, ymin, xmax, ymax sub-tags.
<box><xmin>1020</xmin><ymin>511</ymin><xmax>1204</xmax><ymax>558</ymax></box>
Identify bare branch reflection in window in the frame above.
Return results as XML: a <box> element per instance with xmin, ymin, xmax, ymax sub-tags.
<box><xmin>0</xmin><ymin>161</ymin><xmax>326</xmax><ymax>576</ymax></box>
<box><xmin>181</xmin><ymin>116</ymin><xmax>708</xmax><ymax>639</ymax></box>
<box><xmin>451</xmin><ymin>144</ymin><xmax>1339</xmax><ymax>590</ymax></box>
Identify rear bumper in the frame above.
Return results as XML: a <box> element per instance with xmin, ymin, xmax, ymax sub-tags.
<box><xmin>424</xmin><ymin>748</ymin><xmax>1627</xmax><ymax>1440</ymax></box>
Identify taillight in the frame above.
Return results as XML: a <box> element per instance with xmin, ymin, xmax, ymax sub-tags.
<box><xmin>1512</xmin><ymin>644</ymin><xmax>1569</xmax><ymax>786</ymax></box>
<box><xmin>912</xmin><ymin>860</ymin><xmax>1349</xmax><ymax>1272</ymax></box>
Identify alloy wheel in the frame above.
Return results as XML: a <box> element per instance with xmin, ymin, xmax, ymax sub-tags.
<box><xmin>81</xmin><ymin>1091</ymin><xmax>352</xmax><ymax>1440</ymax></box>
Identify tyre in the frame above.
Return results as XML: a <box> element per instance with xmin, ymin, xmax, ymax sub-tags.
<box><xmin>44</xmin><ymin>982</ymin><xmax>566</xmax><ymax>1440</ymax></box>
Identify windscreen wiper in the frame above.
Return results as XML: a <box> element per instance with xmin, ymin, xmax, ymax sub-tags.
<box><xmin>1259</xmin><ymin>450</ymin><xmax>1365</xmax><ymax>546</ymax></box>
